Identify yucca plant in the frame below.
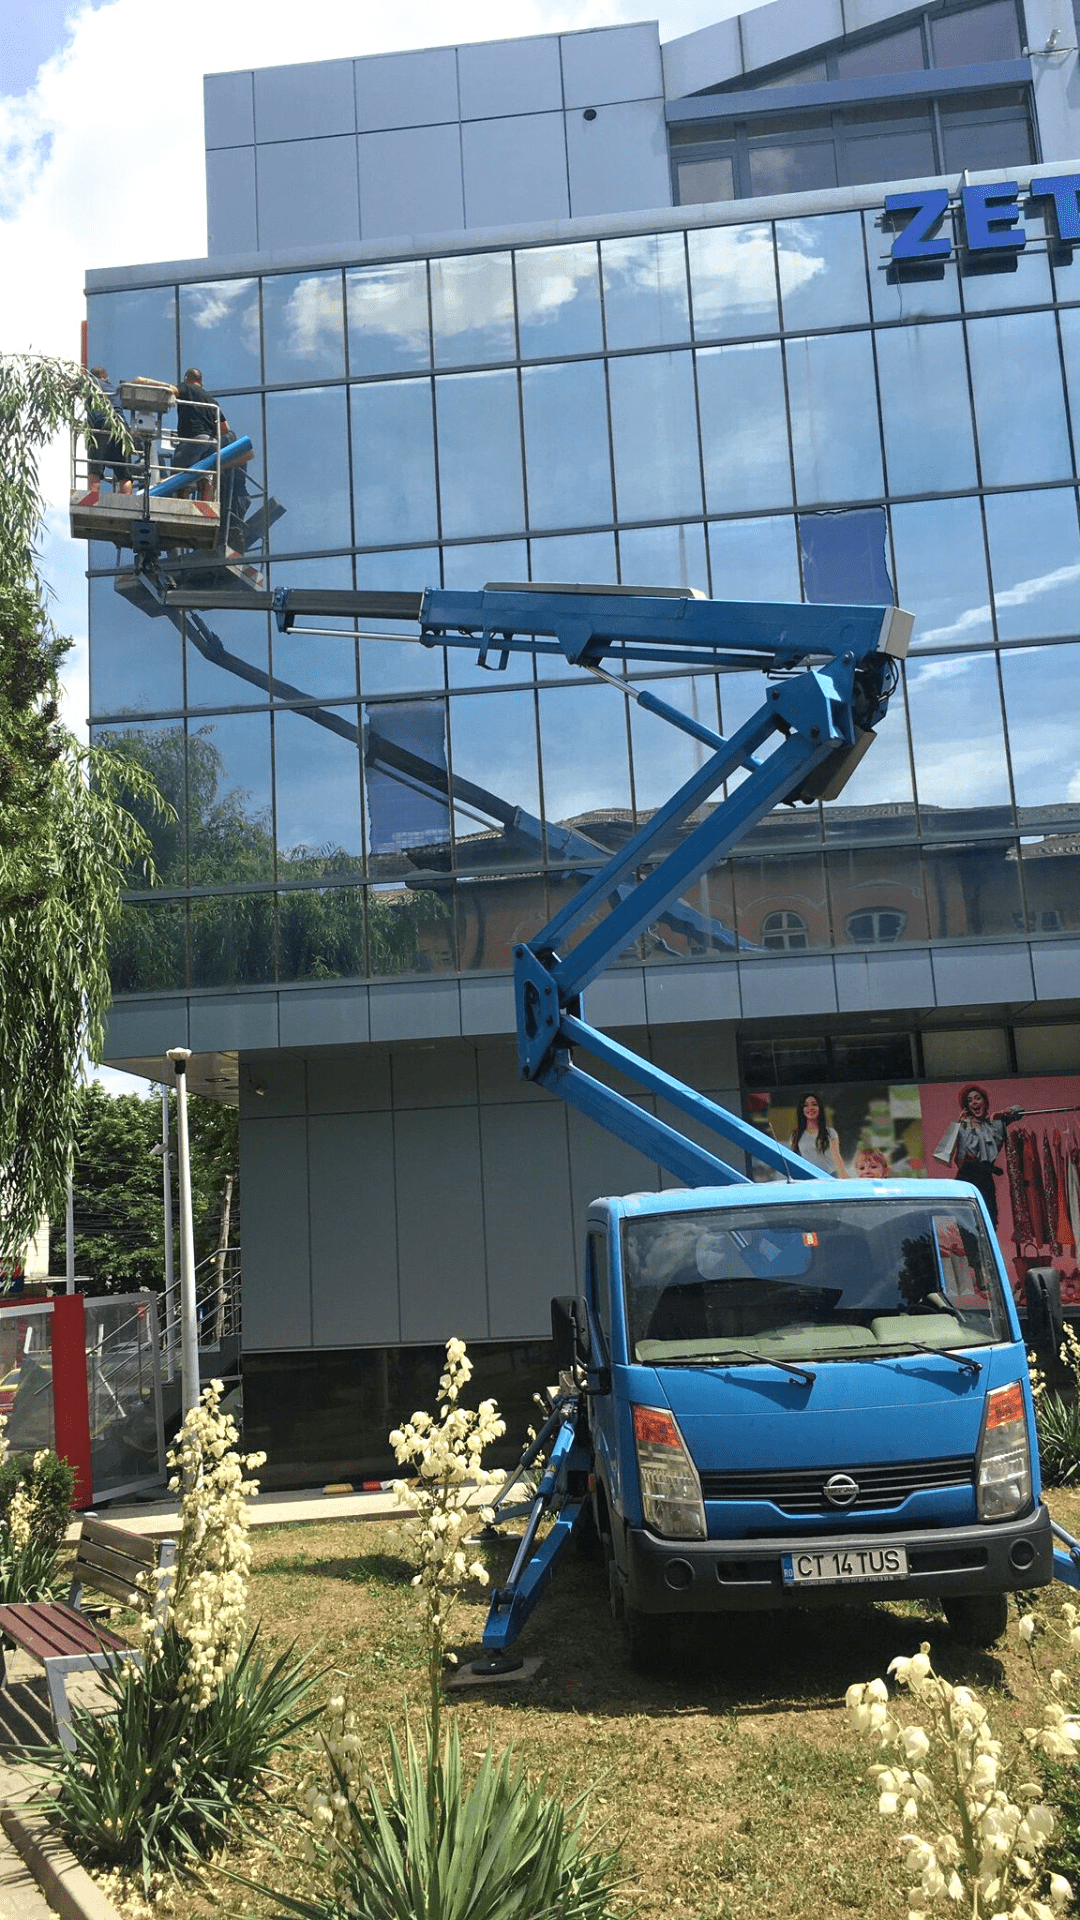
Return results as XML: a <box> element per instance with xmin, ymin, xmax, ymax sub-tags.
<box><xmin>1035</xmin><ymin>1392</ymin><xmax>1080</xmax><ymax>1487</ymax></box>
<box><xmin>38</xmin><ymin>1622</ymin><xmax>323</xmax><ymax>1889</ymax></box>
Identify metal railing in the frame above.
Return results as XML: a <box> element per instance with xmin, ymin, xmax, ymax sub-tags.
<box><xmin>159</xmin><ymin>1244</ymin><xmax>241</xmax><ymax>1385</ymax></box>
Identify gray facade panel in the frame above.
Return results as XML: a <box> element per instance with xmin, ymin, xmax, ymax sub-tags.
<box><xmin>1032</xmin><ymin>941</ymin><xmax>1080</xmax><ymax>1001</ymax></box>
<box><xmin>278</xmin><ymin>985</ymin><xmax>371</xmax><ymax>1049</ymax></box>
<box><xmin>461</xmin><ymin>114</ymin><xmax>570</xmax><ymax>228</ymax></box>
<box><xmin>480</xmin><ymin>1103</ymin><xmax>576</xmax><ymax>1337</ymax></box>
<box><xmin>307</xmin><ymin>1048</ymin><xmax>393</xmax><ymax>1115</ymax></box>
<box><xmin>394</xmin><ymin>1108</ymin><xmax>488</xmax><ymax>1341</ymax></box>
<box><xmin>309</xmin><ymin>1112</ymin><xmax>399</xmax><ymax>1344</ymax></box>
<box><xmin>834</xmin><ymin>948</ymin><xmax>937</xmax><ymax>1015</ymax></box>
<box><xmin>476</xmin><ymin>1040</ymin><xmax>535</xmax><ymax>1104</ymax></box>
<box><xmin>587</xmin><ymin>971</ymin><xmax>649</xmax><ymax>1030</ymax></box>
<box><xmin>650</xmin><ymin>1025</ymin><xmax>740</xmax><ymax>1094</ymax></box>
<box><xmin>741</xmin><ymin>0</ymin><xmax>845</xmax><ymax>71</ymax></box>
<box><xmin>841</xmin><ymin>0</ymin><xmax>927</xmax><ymax>27</ymax></box>
<box><xmin>457</xmin><ymin>36</ymin><xmax>563</xmax><ymax>120</ymax></box>
<box><xmin>369</xmin><ymin>977</ymin><xmax>461</xmax><ymax>1041</ymax></box>
<box><xmin>239</xmin><ymin>1051</ymin><xmax>306</xmax><ymax>1118</ymax></box>
<box><xmin>204</xmin><ymin>70</ymin><xmax>254</xmax><ymax>149</ymax></box>
<box><xmin>205</xmin><ymin>147</ymin><xmax>258</xmax><ymax>257</ymax></box>
<box><xmin>661</xmin><ymin>18</ymin><xmax>743</xmax><ymax>99</ymax></box>
<box><xmin>240</xmin><ymin>1115</ymin><xmax>311</xmax><ymax>1349</ymax></box>
<box><xmin>103</xmin><ymin>997</ymin><xmax>189</xmax><ymax>1061</ymax></box>
<box><xmin>566</xmin><ymin>98</ymin><xmax>672</xmax><ymax>218</ymax></box>
<box><xmin>460</xmin><ymin>976</ymin><xmax>514</xmax><ymax>1037</ymax></box>
<box><xmin>739</xmin><ymin>957</ymin><xmax>839</xmax><ymax>1021</ymax></box>
<box><xmin>255</xmin><ymin>138</ymin><xmax>360</xmax><ymax>252</ymax></box>
<box><xmin>566</xmin><ymin>1106</ymin><xmax>661</xmax><ymax>1256</ymax></box>
<box><xmin>188</xmin><ymin>992</ymin><xmax>278</xmax><ymax>1053</ymax></box>
<box><xmin>644</xmin><ymin>964</ymin><xmax>741</xmax><ymax>1026</ymax></box>
<box><xmin>358</xmin><ymin>124</ymin><xmax>465</xmax><ymax>242</ymax></box>
<box><xmin>931</xmin><ymin>945</ymin><xmax>1036</xmax><ymax>1007</ymax></box>
<box><xmin>561</xmin><ymin>24</ymin><xmax>663</xmax><ymax>109</ymax></box>
<box><xmin>253</xmin><ymin>60</ymin><xmax>356</xmax><ymax>141</ymax></box>
<box><xmin>391</xmin><ymin>1042</ymin><xmax>479</xmax><ymax>1109</ymax></box>
<box><xmin>354</xmin><ymin>46</ymin><xmax>460</xmax><ymax>132</ymax></box>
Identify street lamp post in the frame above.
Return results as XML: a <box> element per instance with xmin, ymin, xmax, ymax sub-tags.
<box><xmin>151</xmin><ymin>1084</ymin><xmax>177</xmax><ymax>1383</ymax></box>
<box><xmin>166</xmin><ymin>1049</ymin><xmax>199</xmax><ymax>1417</ymax></box>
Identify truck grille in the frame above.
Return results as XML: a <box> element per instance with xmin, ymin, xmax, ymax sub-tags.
<box><xmin>700</xmin><ymin>1456</ymin><xmax>975</xmax><ymax>1515</ymax></box>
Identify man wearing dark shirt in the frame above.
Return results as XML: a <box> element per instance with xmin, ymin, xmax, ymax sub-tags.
<box><xmin>173</xmin><ymin>367</ymin><xmax>228</xmax><ymax>498</ymax></box>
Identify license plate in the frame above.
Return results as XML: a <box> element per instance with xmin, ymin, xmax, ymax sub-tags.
<box><xmin>781</xmin><ymin>1546</ymin><xmax>908</xmax><ymax>1586</ymax></box>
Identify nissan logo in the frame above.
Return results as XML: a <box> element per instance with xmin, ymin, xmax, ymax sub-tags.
<box><xmin>823</xmin><ymin>1473</ymin><xmax>860</xmax><ymax>1509</ymax></box>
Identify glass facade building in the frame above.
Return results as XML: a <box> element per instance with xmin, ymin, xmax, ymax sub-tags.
<box><xmin>87</xmin><ymin>0</ymin><xmax>1080</xmax><ymax>1481</ymax></box>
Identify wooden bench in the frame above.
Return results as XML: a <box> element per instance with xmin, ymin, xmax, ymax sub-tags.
<box><xmin>0</xmin><ymin>1517</ymin><xmax>177</xmax><ymax>1751</ymax></box>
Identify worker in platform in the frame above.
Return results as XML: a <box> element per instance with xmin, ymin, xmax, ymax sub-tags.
<box><xmin>84</xmin><ymin>367</ymin><xmax>132</xmax><ymax>498</ymax></box>
<box><xmin>173</xmin><ymin>367</ymin><xmax>228</xmax><ymax>501</ymax></box>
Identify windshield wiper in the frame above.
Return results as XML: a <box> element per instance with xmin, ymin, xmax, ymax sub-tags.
<box><xmin>879</xmin><ymin>1343</ymin><xmax>983</xmax><ymax>1379</ymax></box>
<box><xmin>663</xmin><ymin>1348</ymin><xmax>816</xmax><ymax>1387</ymax></box>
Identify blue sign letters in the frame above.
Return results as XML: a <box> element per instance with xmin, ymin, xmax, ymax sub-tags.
<box><xmin>886</xmin><ymin>174</ymin><xmax>1080</xmax><ymax>260</ymax></box>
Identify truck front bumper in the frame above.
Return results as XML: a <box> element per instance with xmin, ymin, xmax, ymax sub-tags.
<box><xmin>623</xmin><ymin>1501</ymin><xmax>1053</xmax><ymax>1615</ymax></box>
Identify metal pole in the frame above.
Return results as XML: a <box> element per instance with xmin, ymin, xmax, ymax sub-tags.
<box><xmin>64</xmin><ymin>1173</ymin><xmax>75</xmax><ymax>1295</ymax></box>
<box><xmin>166</xmin><ymin>1049</ymin><xmax>199</xmax><ymax>1418</ymax></box>
<box><xmin>160</xmin><ymin>1084</ymin><xmax>176</xmax><ymax>1384</ymax></box>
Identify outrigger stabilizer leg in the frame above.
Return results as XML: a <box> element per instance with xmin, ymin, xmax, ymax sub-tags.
<box><xmin>472</xmin><ymin>1397</ymin><xmax>590</xmax><ymax>1674</ymax></box>
<box><xmin>1052</xmin><ymin>1519</ymin><xmax>1080</xmax><ymax>1590</ymax></box>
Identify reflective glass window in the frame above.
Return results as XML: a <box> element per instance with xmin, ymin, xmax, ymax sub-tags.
<box><xmin>799</xmin><ymin>507</ymin><xmax>893</xmax><ymax>604</ymax></box>
<box><xmin>940</xmin><ymin>94</ymin><xmax>1034</xmax><ymax>174</ymax></box>
<box><xmin>346</xmin><ymin>261</ymin><xmax>430</xmax><ymax>376</ymax></box>
<box><xmin>698</xmin><ymin>341</ymin><xmax>791</xmax><ymax>514</ymax></box>
<box><xmin>639</xmin><ymin>857</ymin><xmax>738</xmax><ymax>963</ymax></box>
<box><xmin>212</xmin><ymin>391</ymin><xmax>266</xmax><ymax>508</ymax></box>
<box><xmin>274</xmin><ymin>706</ymin><xmax>363</xmax><ymax>880</ymax></box>
<box><xmin>619</xmin><ymin>523</ymin><xmax>709</xmax><ymax>594</ymax></box>
<box><xmin>732</xmin><ymin>851</ymin><xmax>831</xmax><ymax>951</ymax></box>
<box><xmin>777</xmin><ymin>214</ymin><xmax>869</xmax><ymax>331</ymax></box>
<box><xmin>186</xmin><ymin>607</ymin><xmax>271</xmax><ymax>711</ymax></box>
<box><xmin>891</xmin><ymin>496</ymin><xmax>994</xmax><ymax>651</ymax></box>
<box><xmin>629</xmin><ymin>676</ymin><xmax>721</xmax><ymax>817</ymax></box>
<box><xmin>187</xmin><ymin>710</ymin><xmax>274</xmax><ymax>884</ymax></box>
<box><xmin>688</xmin><ymin>224</ymin><xmax>778</xmax><ymax>342</ymax></box>
<box><xmin>530</xmin><ymin>532</ymin><xmax>618</xmax><ymax>612</ymax></box>
<box><xmin>264</xmin><ymin>387</ymin><xmax>351</xmax><ymax>552</ymax></box>
<box><xmin>278</xmin><ymin>887</ymin><xmax>366</xmax><ymax>982</ymax></box>
<box><xmin>109</xmin><ymin>901</ymin><xmax>187</xmax><ymax>995</ymax></box>
<box><xmin>435</xmin><ymin>370</ymin><xmax>525</xmax><ymax>539</ymax></box>
<box><xmin>431</xmin><ymin>253</ymin><xmax>515</xmax><ymax>367</ymax></box>
<box><xmin>454</xmin><ymin>873</ymin><xmax>548</xmax><ymax>971</ymax></box>
<box><xmin>189</xmin><ymin>893</ymin><xmax>276</xmax><ymax>987</ymax></box>
<box><xmin>931</xmin><ymin>2</ymin><xmax>1022</xmax><ymax>65</ymax></box>
<box><xmin>448</xmin><ymin>688</ymin><xmax>542</xmax><ymax>866</ymax></box>
<box><xmin>521</xmin><ymin>361</ymin><xmax>613</xmax><ymax>531</ymax></box>
<box><xmin>364</xmin><ymin>699</ymin><xmax>450</xmax><ymax>859</ymax></box>
<box><xmin>707</xmin><ymin>516</ymin><xmax>801</xmax><ymax>603</ymax></box>
<box><xmin>269</xmin><ymin>556</ymin><xmax>358</xmax><ymax>702</ymax></box>
<box><xmin>868</xmin><ymin>209</ymin><xmax>960</xmax><ymax>321</ymax></box>
<box><xmin>1000</xmin><ymin>643</ymin><xmax>1080</xmax><ymax>816</ymax></box>
<box><xmin>442</xmin><ymin>544</ymin><xmax>533</xmax><ymax>687</ymax></box>
<box><xmin>92</xmin><ymin>720</ymin><xmax>187</xmax><ymax>889</ymax></box>
<box><xmin>351</xmin><ymin>378</ymin><xmax>438</xmax><ymax>547</ymax></box>
<box><xmin>538</xmin><ymin>683</ymin><xmax>632</xmax><ymax>861</ymax></box>
<box><xmin>601</xmin><ymin>234</ymin><xmax>690</xmax><ymax>351</ymax></box>
<box><xmin>262</xmin><ymin>272</ymin><xmax>345</xmax><ymax>383</ymax></box>
<box><xmin>607</xmin><ymin>351</ymin><xmax>702</xmax><ymax>522</ymax></box>
<box><xmin>876</xmin><ymin>321</ymin><xmax>977</xmax><ymax>495</ymax></box>
<box><xmin>675</xmin><ymin>156</ymin><xmax>735</xmax><ymax>207</ymax></box>
<box><xmin>179</xmin><ymin>281</ymin><xmax>261</xmax><ymax>389</ymax></box>
<box><xmin>906</xmin><ymin>652</ymin><xmax>1012</xmax><ymax>833</ymax></box>
<box><xmin>822</xmin><ymin>675</ymin><xmax>915</xmax><ymax>839</ymax></box>
<box><xmin>834</xmin><ymin>24</ymin><xmax>925</xmax><ymax>77</ymax></box>
<box><xmin>86</xmin><ymin>287</ymin><xmax>178</xmax><ymax>387</ymax></box>
<box><xmin>516</xmin><ymin>243</ymin><xmax>603</xmax><ymax>359</ymax></box>
<box><xmin>357</xmin><ymin>548</ymin><xmax>444</xmax><ymax>695</ymax></box>
<box><xmin>367</xmin><ymin>882</ymin><xmax>457</xmax><ymax>977</ymax></box>
<box><xmin>1052</xmin><ymin>305</ymin><xmax>1080</xmax><ymax>437</ymax></box>
<box><xmin>984</xmin><ymin>488</ymin><xmax>1080</xmax><ymax>640</ymax></box>
<box><xmin>749</xmin><ymin>138</ymin><xmax>838</xmax><ymax>200</ymax></box>
<box><xmin>960</xmin><ymin>202</ymin><xmax>1052</xmax><ymax>313</ymax></box>
<box><xmin>827</xmin><ymin>845</ymin><xmax>928</xmax><ymax>944</ymax></box>
<box><xmin>90</xmin><ymin>577</ymin><xmax>184</xmax><ymax>717</ymax></box>
<box><xmin>922</xmin><ymin>840</ymin><xmax>1024</xmax><ymax>940</ymax></box>
<box><xmin>1019</xmin><ymin>843</ymin><xmax>1080</xmax><ymax>937</ymax></box>
<box><xmin>842</xmin><ymin>124</ymin><xmax>937</xmax><ymax>189</ymax></box>
<box><xmin>786</xmin><ymin>332</ymin><xmax>883</xmax><ymax>504</ymax></box>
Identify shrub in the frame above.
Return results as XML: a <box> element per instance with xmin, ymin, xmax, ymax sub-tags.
<box><xmin>0</xmin><ymin>1445</ymin><xmax>74</xmax><ymax>1603</ymax></box>
<box><xmin>1034</xmin><ymin>1392</ymin><xmax>1080</xmax><ymax>1487</ymax></box>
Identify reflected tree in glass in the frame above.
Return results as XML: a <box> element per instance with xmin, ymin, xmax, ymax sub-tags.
<box><xmin>278</xmin><ymin>886</ymin><xmax>366</xmax><ymax>981</ymax></box>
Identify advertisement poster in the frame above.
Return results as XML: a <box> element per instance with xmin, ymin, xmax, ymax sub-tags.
<box><xmin>745</xmin><ymin>1076</ymin><xmax>1080</xmax><ymax>1302</ymax></box>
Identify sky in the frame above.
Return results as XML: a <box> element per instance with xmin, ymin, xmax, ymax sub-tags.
<box><xmin>1</xmin><ymin>0</ymin><xmax>729</xmax><ymax>1096</ymax></box>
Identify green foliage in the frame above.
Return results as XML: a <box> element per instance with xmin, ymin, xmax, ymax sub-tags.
<box><xmin>0</xmin><ymin>1448</ymin><xmax>73</xmax><ymax>1554</ymax></box>
<box><xmin>261</xmin><ymin>1717</ymin><xmax>624</xmax><ymax>1920</ymax></box>
<box><xmin>41</xmin><ymin>1622</ymin><xmax>323</xmax><ymax>1891</ymax></box>
<box><xmin>1035</xmin><ymin>1393</ymin><xmax>1080</xmax><ymax>1487</ymax></box>
<box><xmin>71</xmin><ymin>1081</ymin><xmax>237</xmax><ymax>1296</ymax></box>
<box><xmin>0</xmin><ymin>352</ymin><xmax>168</xmax><ymax>1263</ymax></box>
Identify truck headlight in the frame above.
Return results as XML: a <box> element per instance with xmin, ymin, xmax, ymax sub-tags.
<box><xmin>632</xmin><ymin>1404</ymin><xmax>706</xmax><ymax>1539</ymax></box>
<box><xmin>976</xmin><ymin>1381</ymin><xmax>1032</xmax><ymax>1522</ymax></box>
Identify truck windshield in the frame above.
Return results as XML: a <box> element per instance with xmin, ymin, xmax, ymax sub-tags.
<box><xmin>622</xmin><ymin>1199</ymin><xmax>1011</xmax><ymax>1365</ymax></box>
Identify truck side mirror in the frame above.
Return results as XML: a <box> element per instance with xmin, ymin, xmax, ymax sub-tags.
<box><xmin>1025</xmin><ymin>1266</ymin><xmax>1064</xmax><ymax>1382</ymax></box>
<box><xmin>550</xmin><ymin>1294</ymin><xmax>591</xmax><ymax>1372</ymax></box>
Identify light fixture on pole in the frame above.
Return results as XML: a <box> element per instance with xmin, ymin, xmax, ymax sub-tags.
<box><xmin>166</xmin><ymin>1048</ymin><xmax>199</xmax><ymax>1417</ymax></box>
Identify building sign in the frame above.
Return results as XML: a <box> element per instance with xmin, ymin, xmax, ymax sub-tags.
<box><xmin>886</xmin><ymin>175</ymin><xmax>1080</xmax><ymax>261</ymax></box>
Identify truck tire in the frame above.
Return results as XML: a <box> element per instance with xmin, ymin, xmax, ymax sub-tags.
<box><xmin>942</xmin><ymin>1593</ymin><xmax>1009</xmax><ymax>1647</ymax></box>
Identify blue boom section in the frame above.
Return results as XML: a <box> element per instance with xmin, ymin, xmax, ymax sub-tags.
<box><xmin>150</xmin><ymin>435</ymin><xmax>254</xmax><ymax>498</ymax></box>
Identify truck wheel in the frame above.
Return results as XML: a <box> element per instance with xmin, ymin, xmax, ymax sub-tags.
<box><xmin>942</xmin><ymin>1594</ymin><xmax>1009</xmax><ymax>1647</ymax></box>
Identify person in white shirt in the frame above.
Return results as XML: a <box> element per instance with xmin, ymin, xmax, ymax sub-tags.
<box><xmin>790</xmin><ymin>1091</ymin><xmax>848</xmax><ymax>1178</ymax></box>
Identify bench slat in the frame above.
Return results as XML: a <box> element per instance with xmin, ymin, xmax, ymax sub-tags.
<box><xmin>77</xmin><ymin>1518</ymin><xmax>157</xmax><ymax>1564</ymax></box>
<box><xmin>0</xmin><ymin>1602</ymin><xmax>128</xmax><ymax>1662</ymax></box>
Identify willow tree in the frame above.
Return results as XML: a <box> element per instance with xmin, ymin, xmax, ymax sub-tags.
<box><xmin>0</xmin><ymin>353</ymin><xmax>167</xmax><ymax>1266</ymax></box>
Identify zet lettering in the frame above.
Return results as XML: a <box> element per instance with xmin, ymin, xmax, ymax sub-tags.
<box><xmin>886</xmin><ymin>174</ymin><xmax>1080</xmax><ymax>260</ymax></box>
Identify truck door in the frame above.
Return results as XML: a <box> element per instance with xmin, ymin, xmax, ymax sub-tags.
<box><xmin>586</xmin><ymin>1228</ymin><xmax>620</xmax><ymax>1514</ymax></box>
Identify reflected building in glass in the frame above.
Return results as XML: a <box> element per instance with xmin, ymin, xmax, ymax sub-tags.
<box><xmin>87</xmin><ymin>0</ymin><xmax>1080</xmax><ymax>1480</ymax></box>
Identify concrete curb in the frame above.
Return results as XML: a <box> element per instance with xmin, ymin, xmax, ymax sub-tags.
<box><xmin>0</xmin><ymin>1807</ymin><xmax>121</xmax><ymax>1920</ymax></box>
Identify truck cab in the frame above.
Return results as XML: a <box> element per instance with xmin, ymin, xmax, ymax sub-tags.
<box><xmin>581</xmin><ymin>1178</ymin><xmax>1051</xmax><ymax>1658</ymax></box>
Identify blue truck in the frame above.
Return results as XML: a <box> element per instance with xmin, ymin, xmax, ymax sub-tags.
<box><xmin>68</xmin><ymin>474</ymin><xmax>1080</xmax><ymax>1660</ymax></box>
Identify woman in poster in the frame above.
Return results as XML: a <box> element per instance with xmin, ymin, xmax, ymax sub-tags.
<box><xmin>943</xmin><ymin>1083</ymin><xmax>1022</xmax><ymax>1228</ymax></box>
<box><xmin>790</xmin><ymin>1092</ymin><xmax>848</xmax><ymax>1177</ymax></box>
